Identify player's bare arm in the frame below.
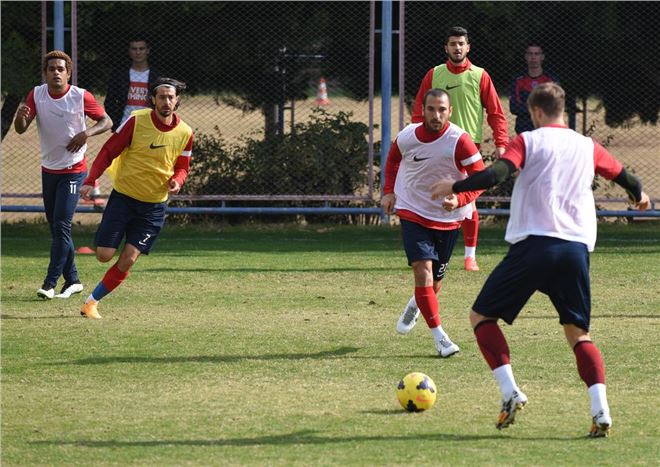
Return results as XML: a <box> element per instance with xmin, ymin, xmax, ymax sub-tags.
<box><xmin>381</xmin><ymin>193</ymin><xmax>396</xmax><ymax>215</ymax></box>
<box><xmin>13</xmin><ymin>102</ymin><xmax>34</xmax><ymax>134</ymax></box>
<box><xmin>66</xmin><ymin>113</ymin><xmax>112</xmax><ymax>152</ymax></box>
<box><xmin>635</xmin><ymin>192</ymin><xmax>651</xmax><ymax>211</ymax></box>
<box><xmin>441</xmin><ymin>194</ymin><xmax>459</xmax><ymax>211</ymax></box>
<box><xmin>168</xmin><ymin>179</ymin><xmax>181</xmax><ymax>194</ymax></box>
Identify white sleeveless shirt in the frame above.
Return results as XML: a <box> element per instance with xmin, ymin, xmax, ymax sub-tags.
<box><xmin>33</xmin><ymin>84</ymin><xmax>87</xmax><ymax>170</ymax></box>
<box><xmin>506</xmin><ymin>127</ymin><xmax>597</xmax><ymax>251</ymax></box>
<box><xmin>394</xmin><ymin>122</ymin><xmax>472</xmax><ymax>222</ymax></box>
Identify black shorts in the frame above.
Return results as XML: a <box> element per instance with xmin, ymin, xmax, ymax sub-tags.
<box><xmin>400</xmin><ymin>219</ymin><xmax>459</xmax><ymax>282</ymax></box>
<box><xmin>473</xmin><ymin>235</ymin><xmax>592</xmax><ymax>330</ymax></box>
<box><xmin>95</xmin><ymin>190</ymin><xmax>167</xmax><ymax>254</ymax></box>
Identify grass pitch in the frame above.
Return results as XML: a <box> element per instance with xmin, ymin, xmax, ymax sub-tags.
<box><xmin>2</xmin><ymin>222</ymin><xmax>659</xmax><ymax>466</ymax></box>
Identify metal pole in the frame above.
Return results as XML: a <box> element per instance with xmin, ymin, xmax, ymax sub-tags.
<box><xmin>398</xmin><ymin>0</ymin><xmax>405</xmax><ymax>132</ymax></box>
<box><xmin>380</xmin><ymin>0</ymin><xmax>392</xmax><ymax>197</ymax></box>
<box><xmin>53</xmin><ymin>0</ymin><xmax>65</xmax><ymax>51</ymax></box>
<box><xmin>71</xmin><ymin>0</ymin><xmax>78</xmax><ymax>85</ymax></box>
<box><xmin>368</xmin><ymin>1</ymin><xmax>375</xmax><ymax>198</ymax></box>
<box><xmin>41</xmin><ymin>1</ymin><xmax>47</xmax><ymax>82</ymax></box>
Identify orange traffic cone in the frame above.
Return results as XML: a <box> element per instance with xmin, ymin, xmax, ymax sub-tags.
<box><xmin>315</xmin><ymin>77</ymin><xmax>330</xmax><ymax>106</ymax></box>
<box><xmin>76</xmin><ymin>246</ymin><xmax>95</xmax><ymax>254</ymax></box>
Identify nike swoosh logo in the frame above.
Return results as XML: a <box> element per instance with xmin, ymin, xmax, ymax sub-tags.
<box><xmin>413</xmin><ymin>156</ymin><xmax>431</xmax><ymax>162</ymax></box>
<box><xmin>446</xmin><ymin>84</ymin><xmax>462</xmax><ymax>90</ymax></box>
<box><xmin>150</xmin><ymin>143</ymin><xmax>167</xmax><ymax>149</ymax></box>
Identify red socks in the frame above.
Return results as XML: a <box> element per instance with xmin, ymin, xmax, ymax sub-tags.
<box><xmin>574</xmin><ymin>340</ymin><xmax>606</xmax><ymax>387</ymax></box>
<box><xmin>474</xmin><ymin>320</ymin><xmax>510</xmax><ymax>370</ymax></box>
<box><xmin>463</xmin><ymin>209</ymin><xmax>479</xmax><ymax>247</ymax></box>
<box><xmin>415</xmin><ymin>286</ymin><xmax>441</xmax><ymax>328</ymax></box>
<box><xmin>101</xmin><ymin>263</ymin><xmax>129</xmax><ymax>293</ymax></box>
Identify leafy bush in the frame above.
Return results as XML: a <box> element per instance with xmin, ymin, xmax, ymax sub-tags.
<box><xmin>183</xmin><ymin>108</ymin><xmax>370</xmax><ymax>198</ymax></box>
<box><xmin>170</xmin><ymin>109</ymin><xmax>373</xmax><ymax>223</ymax></box>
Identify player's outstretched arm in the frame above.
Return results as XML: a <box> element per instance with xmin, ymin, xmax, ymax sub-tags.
<box><xmin>611</xmin><ymin>167</ymin><xmax>649</xmax><ymax>210</ymax></box>
<box><xmin>635</xmin><ymin>192</ymin><xmax>651</xmax><ymax>211</ymax></box>
<box><xmin>431</xmin><ymin>159</ymin><xmax>516</xmax><ymax>199</ymax></box>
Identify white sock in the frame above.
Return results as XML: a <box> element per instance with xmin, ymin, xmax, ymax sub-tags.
<box><xmin>493</xmin><ymin>364</ymin><xmax>519</xmax><ymax>400</ymax></box>
<box><xmin>588</xmin><ymin>383</ymin><xmax>610</xmax><ymax>417</ymax></box>
<box><xmin>464</xmin><ymin>246</ymin><xmax>476</xmax><ymax>258</ymax></box>
<box><xmin>431</xmin><ymin>325</ymin><xmax>448</xmax><ymax>342</ymax></box>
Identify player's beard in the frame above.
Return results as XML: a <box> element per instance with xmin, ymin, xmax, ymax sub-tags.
<box><xmin>449</xmin><ymin>53</ymin><xmax>465</xmax><ymax>64</ymax></box>
<box><xmin>156</xmin><ymin>107</ymin><xmax>172</xmax><ymax>119</ymax></box>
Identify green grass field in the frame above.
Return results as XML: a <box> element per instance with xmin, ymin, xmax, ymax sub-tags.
<box><xmin>2</xmin><ymin>222</ymin><xmax>659</xmax><ymax>466</ymax></box>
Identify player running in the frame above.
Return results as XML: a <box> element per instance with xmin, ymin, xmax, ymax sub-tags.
<box><xmin>382</xmin><ymin>88</ymin><xmax>485</xmax><ymax>358</ymax></box>
<box><xmin>79</xmin><ymin>78</ymin><xmax>193</xmax><ymax>319</ymax></box>
<box><xmin>431</xmin><ymin>82</ymin><xmax>651</xmax><ymax>436</ymax></box>
<box><xmin>13</xmin><ymin>50</ymin><xmax>112</xmax><ymax>299</ymax></box>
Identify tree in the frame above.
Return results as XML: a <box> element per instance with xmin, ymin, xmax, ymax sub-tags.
<box><xmin>1</xmin><ymin>2</ymin><xmax>41</xmax><ymax>140</ymax></box>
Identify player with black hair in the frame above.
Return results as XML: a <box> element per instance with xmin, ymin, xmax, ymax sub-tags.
<box><xmin>383</xmin><ymin>88</ymin><xmax>485</xmax><ymax>357</ymax></box>
<box><xmin>79</xmin><ymin>78</ymin><xmax>193</xmax><ymax>319</ymax></box>
<box><xmin>13</xmin><ymin>50</ymin><xmax>112</xmax><ymax>299</ymax></box>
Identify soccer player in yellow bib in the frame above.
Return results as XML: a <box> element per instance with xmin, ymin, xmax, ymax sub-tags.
<box><xmin>79</xmin><ymin>78</ymin><xmax>193</xmax><ymax>319</ymax></box>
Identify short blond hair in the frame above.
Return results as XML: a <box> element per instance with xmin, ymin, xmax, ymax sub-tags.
<box><xmin>43</xmin><ymin>50</ymin><xmax>72</xmax><ymax>74</ymax></box>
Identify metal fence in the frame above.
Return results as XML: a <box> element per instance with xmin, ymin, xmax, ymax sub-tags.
<box><xmin>2</xmin><ymin>1</ymin><xmax>658</xmax><ymax>219</ymax></box>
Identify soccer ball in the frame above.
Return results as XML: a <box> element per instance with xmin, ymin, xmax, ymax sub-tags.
<box><xmin>396</xmin><ymin>372</ymin><xmax>437</xmax><ymax>412</ymax></box>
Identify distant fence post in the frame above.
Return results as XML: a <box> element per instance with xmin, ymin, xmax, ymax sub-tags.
<box><xmin>53</xmin><ymin>0</ymin><xmax>64</xmax><ymax>51</ymax></box>
<box><xmin>380</xmin><ymin>0</ymin><xmax>392</xmax><ymax>222</ymax></box>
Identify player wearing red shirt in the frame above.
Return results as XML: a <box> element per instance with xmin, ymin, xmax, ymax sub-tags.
<box><xmin>382</xmin><ymin>88</ymin><xmax>485</xmax><ymax>357</ymax></box>
<box><xmin>13</xmin><ymin>50</ymin><xmax>112</xmax><ymax>300</ymax></box>
<box><xmin>79</xmin><ymin>78</ymin><xmax>193</xmax><ymax>319</ymax></box>
<box><xmin>431</xmin><ymin>83</ymin><xmax>650</xmax><ymax>437</ymax></box>
<box><xmin>411</xmin><ymin>27</ymin><xmax>508</xmax><ymax>271</ymax></box>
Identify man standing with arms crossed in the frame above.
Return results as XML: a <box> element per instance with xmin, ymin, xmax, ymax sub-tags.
<box><xmin>13</xmin><ymin>50</ymin><xmax>112</xmax><ymax>299</ymax></box>
<box><xmin>431</xmin><ymin>82</ymin><xmax>650</xmax><ymax>436</ymax></box>
<box><xmin>79</xmin><ymin>78</ymin><xmax>193</xmax><ymax>319</ymax></box>
<box><xmin>383</xmin><ymin>89</ymin><xmax>485</xmax><ymax>357</ymax></box>
<box><xmin>398</xmin><ymin>26</ymin><xmax>509</xmax><ymax>336</ymax></box>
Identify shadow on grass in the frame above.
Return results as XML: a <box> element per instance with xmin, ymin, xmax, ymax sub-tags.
<box><xmin>1</xmin><ymin>314</ymin><xmax>80</xmax><ymax>320</ymax></box>
<box><xmin>29</xmin><ymin>429</ymin><xmax>585</xmax><ymax>447</ymax></box>
<box><xmin>140</xmin><ymin>266</ymin><xmax>398</xmax><ymax>274</ymax></box>
<box><xmin>47</xmin><ymin>346</ymin><xmax>361</xmax><ymax>365</ymax></box>
<box><xmin>518</xmin><ymin>314</ymin><xmax>659</xmax><ymax>320</ymax></box>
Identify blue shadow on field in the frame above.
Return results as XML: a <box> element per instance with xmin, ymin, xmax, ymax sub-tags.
<box><xmin>46</xmin><ymin>346</ymin><xmax>361</xmax><ymax>366</ymax></box>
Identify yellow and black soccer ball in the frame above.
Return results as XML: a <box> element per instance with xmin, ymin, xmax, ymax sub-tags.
<box><xmin>396</xmin><ymin>372</ymin><xmax>437</xmax><ymax>412</ymax></box>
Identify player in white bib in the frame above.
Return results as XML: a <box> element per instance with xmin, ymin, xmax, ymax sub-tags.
<box><xmin>431</xmin><ymin>82</ymin><xmax>651</xmax><ymax>437</ymax></box>
<box><xmin>382</xmin><ymin>88</ymin><xmax>485</xmax><ymax>358</ymax></box>
<box><xmin>13</xmin><ymin>50</ymin><xmax>112</xmax><ymax>300</ymax></box>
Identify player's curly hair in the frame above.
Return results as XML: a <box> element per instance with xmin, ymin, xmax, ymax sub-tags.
<box><xmin>43</xmin><ymin>50</ymin><xmax>72</xmax><ymax>74</ymax></box>
<box><xmin>150</xmin><ymin>77</ymin><xmax>187</xmax><ymax>110</ymax></box>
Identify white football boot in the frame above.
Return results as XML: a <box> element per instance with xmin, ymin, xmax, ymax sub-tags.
<box><xmin>435</xmin><ymin>336</ymin><xmax>460</xmax><ymax>358</ymax></box>
<box><xmin>496</xmin><ymin>390</ymin><xmax>528</xmax><ymax>430</ymax></box>
<box><xmin>396</xmin><ymin>296</ymin><xmax>420</xmax><ymax>335</ymax></box>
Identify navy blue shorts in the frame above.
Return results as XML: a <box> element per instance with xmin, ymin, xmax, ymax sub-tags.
<box><xmin>400</xmin><ymin>219</ymin><xmax>459</xmax><ymax>282</ymax></box>
<box><xmin>95</xmin><ymin>190</ymin><xmax>167</xmax><ymax>254</ymax></box>
<box><xmin>473</xmin><ymin>235</ymin><xmax>592</xmax><ymax>330</ymax></box>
